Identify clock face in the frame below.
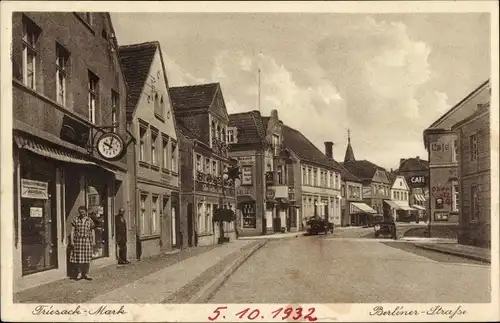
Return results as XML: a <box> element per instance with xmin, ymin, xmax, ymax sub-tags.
<box><xmin>97</xmin><ymin>133</ymin><xmax>124</xmax><ymax>160</ymax></box>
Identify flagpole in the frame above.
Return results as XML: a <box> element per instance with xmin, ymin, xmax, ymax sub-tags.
<box><xmin>258</xmin><ymin>68</ymin><xmax>261</xmax><ymax>113</ymax></box>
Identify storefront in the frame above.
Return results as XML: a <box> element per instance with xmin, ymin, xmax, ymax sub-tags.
<box><xmin>13</xmin><ymin>134</ymin><xmax>125</xmax><ymax>292</ymax></box>
<box><xmin>350</xmin><ymin>202</ymin><xmax>377</xmax><ymax>226</ymax></box>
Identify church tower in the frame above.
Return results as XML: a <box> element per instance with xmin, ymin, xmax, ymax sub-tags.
<box><xmin>344</xmin><ymin>129</ymin><xmax>356</xmax><ymax>163</ymax></box>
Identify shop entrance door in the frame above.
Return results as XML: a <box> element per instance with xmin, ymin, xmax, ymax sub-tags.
<box><xmin>86</xmin><ymin>178</ymin><xmax>109</xmax><ymax>259</ymax></box>
<box><xmin>20</xmin><ymin>153</ymin><xmax>58</xmax><ymax>276</ymax></box>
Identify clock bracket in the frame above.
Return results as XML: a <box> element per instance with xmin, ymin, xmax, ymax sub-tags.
<box><xmin>86</xmin><ymin>123</ymin><xmax>136</xmax><ymax>159</ymax></box>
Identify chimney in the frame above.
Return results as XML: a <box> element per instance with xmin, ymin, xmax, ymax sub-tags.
<box><xmin>324</xmin><ymin>141</ymin><xmax>334</xmax><ymax>158</ymax></box>
<box><xmin>416</xmin><ymin>156</ymin><xmax>420</xmax><ymax>161</ymax></box>
<box><xmin>400</xmin><ymin>158</ymin><xmax>405</xmax><ymax>166</ymax></box>
<box><xmin>270</xmin><ymin>109</ymin><xmax>278</xmax><ymax>119</ymax></box>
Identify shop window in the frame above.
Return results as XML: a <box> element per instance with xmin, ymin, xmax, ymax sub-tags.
<box><xmin>453</xmin><ymin>183</ymin><xmax>460</xmax><ymax>212</ymax></box>
<box><xmin>88</xmin><ymin>70</ymin><xmax>99</xmax><ymax>124</ymax></box>
<box><xmin>151</xmin><ymin>195</ymin><xmax>159</xmax><ymax>235</ymax></box>
<box><xmin>241</xmin><ymin>202</ymin><xmax>256</xmax><ymax>228</ymax></box>
<box><xmin>86</xmin><ymin>182</ymin><xmax>108</xmax><ymax>259</ymax></box>
<box><xmin>22</xmin><ymin>16</ymin><xmax>41</xmax><ymax>90</ymax></box>
<box><xmin>56</xmin><ymin>43</ymin><xmax>69</xmax><ymax>106</ymax></box>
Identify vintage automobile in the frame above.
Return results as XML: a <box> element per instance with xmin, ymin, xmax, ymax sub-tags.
<box><xmin>374</xmin><ymin>217</ymin><xmax>397</xmax><ymax>239</ymax></box>
<box><xmin>305</xmin><ymin>216</ymin><xmax>334</xmax><ymax>235</ymax></box>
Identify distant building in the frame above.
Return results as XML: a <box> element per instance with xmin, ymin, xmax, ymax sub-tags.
<box><xmin>396</xmin><ymin>157</ymin><xmax>430</xmax><ymax>221</ymax></box>
<box><xmin>170</xmin><ymin>83</ymin><xmax>237</xmax><ymax>247</ymax></box>
<box><xmin>387</xmin><ymin>174</ymin><xmax>415</xmax><ymax>222</ymax></box>
<box><xmin>423</xmin><ymin>80</ymin><xmax>490</xmax><ymax>227</ymax></box>
<box><xmin>341</xmin><ymin>134</ymin><xmax>391</xmax><ymax>224</ymax></box>
<box><xmin>452</xmin><ymin>101</ymin><xmax>491</xmax><ymax>248</ymax></box>
<box><xmin>118</xmin><ymin>41</ymin><xmax>181</xmax><ymax>257</ymax></box>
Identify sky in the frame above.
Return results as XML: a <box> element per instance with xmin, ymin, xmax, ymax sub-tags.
<box><xmin>111</xmin><ymin>12</ymin><xmax>490</xmax><ymax>170</ymax></box>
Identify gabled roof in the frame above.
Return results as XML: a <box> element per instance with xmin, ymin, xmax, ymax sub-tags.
<box><xmin>169</xmin><ymin>83</ymin><xmax>220</xmax><ymax>110</ymax></box>
<box><xmin>228</xmin><ymin>111</ymin><xmax>266</xmax><ymax>145</ymax></box>
<box><xmin>397</xmin><ymin>158</ymin><xmax>429</xmax><ymax>173</ymax></box>
<box><xmin>341</xmin><ymin>160</ymin><xmax>386</xmax><ymax>182</ymax></box>
<box><xmin>336</xmin><ymin>161</ymin><xmax>362</xmax><ymax>183</ymax></box>
<box><xmin>427</xmin><ymin>79</ymin><xmax>490</xmax><ymax>130</ymax></box>
<box><xmin>282</xmin><ymin>125</ymin><xmax>340</xmax><ymax>170</ymax></box>
<box><xmin>118</xmin><ymin>41</ymin><xmax>159</xmax><ymax>120</ymax></box>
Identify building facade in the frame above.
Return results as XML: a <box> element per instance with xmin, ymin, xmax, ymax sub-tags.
<box><xmin>282</xmin><ymin>126</ymin><xmax>342</xmax><ymax>228</ymax></box>
<box><xmin>396</xmin><ymin>157</ymin><xmax>430</xmax><ymax>222</ymax></box>
<box><xmin>388</xmin><ymin>175</ymin><xmax>415</xmax><ymax>222</ymax></box>
<box><xmin>452</xmin><ymin>101</ymin><xmax>491</xmax><ymax>248</ymax></box>
<box><xmin>170</xmin><ymin>83</ymin><xmax>237</xmax><ymax>247</ymax></box>
<box><xmin>12</xmin><ymin>12</ymin><xmax>131</xmax><ymax>292</ymax></box>
<box><xmin>424</xmin><ymin>80</ymin><xmax>490</xmax><ymax>226</ymax></box>
<box><xmin>118</xmin><ymin>41</ymin><xmax>181</xmax><ymax>258</ymax></box>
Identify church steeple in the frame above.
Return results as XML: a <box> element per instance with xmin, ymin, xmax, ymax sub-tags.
<box><xmin>344</xmin><ymin>128</ymin><xmax>356</xmax><ymax>163</ymax></box>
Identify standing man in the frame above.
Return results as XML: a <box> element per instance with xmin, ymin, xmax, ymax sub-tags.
<box><xmin>115</xmin><ymin>207</ymin><xmax>130</xmax><ymax>265</ymax></box>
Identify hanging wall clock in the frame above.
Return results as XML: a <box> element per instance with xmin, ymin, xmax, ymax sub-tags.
<box><xmin>96</xmin><ymin>132</ymin><xmax>125</xmax><ymax>161</ymax></box>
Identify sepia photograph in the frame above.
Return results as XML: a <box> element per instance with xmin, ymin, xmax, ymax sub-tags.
<box><xmin>1</xmin><ymin>1</ymin><xmax>498</xmax><ymax>322</ymax></box>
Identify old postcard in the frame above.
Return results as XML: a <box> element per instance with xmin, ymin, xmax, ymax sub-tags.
<box><xmin>1</xmin><ymin>1</ymin><xmax>498</xmax><ymax>322</ymax></box>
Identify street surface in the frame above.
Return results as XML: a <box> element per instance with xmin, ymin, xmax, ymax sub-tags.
<box><xmin>209</xmin><ymin>233</ymin><xmax>490</xmax><ymax>303</ymax></box>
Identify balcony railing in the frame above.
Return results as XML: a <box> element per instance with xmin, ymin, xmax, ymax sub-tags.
<box><xmin>211</xmin><ymin>137</ymin><xmax>229</xmax><ymax>158</ymax></box>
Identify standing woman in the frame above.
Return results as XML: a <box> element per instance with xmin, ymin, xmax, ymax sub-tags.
<box><xmin>70</xmin><ymin>206</ymin><xmax>95</xmax><ymax>280</ymax></box>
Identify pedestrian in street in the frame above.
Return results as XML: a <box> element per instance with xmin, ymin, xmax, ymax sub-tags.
<box><xmin>70</xmin><ymin>206</ymin><xmax>95</xmax><ymax>281</ymax></box>
<box><xmin>115</xmin><ymin>207</ymin><xmax>130</xmax><ymax>265</ymax></box>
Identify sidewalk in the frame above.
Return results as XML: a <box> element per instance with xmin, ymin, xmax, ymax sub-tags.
<box><xmin>14</xmin><ymin>240</ymin><xmax>259</xmax><ymax>303</ymax></box>
<box><xmin>413</xmin><ymin>242</ymin><xmax>491</xmax><ymax>263</ymax></box>
<box><xmin>238</xmin><ymin>231</ymin><xmax>304</xmax><ymax>240</ymax></box>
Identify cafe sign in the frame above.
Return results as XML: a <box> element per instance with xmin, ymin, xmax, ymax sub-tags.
<box><xmin>409</xmin><ymin>175</ymin><xmax>428</xmax><ymax>188</ymax></box>
<box><xmin>21</xmin><ymin>179</ymin><xmax>49</xmax><ymax>199</ymax></box>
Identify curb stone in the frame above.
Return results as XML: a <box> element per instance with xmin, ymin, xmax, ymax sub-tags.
<box><xmin>189</xmin><ymin>240</ymin><xmax>267</xmax><ymax>303</ymax></box>
<box><xmin>413</xmin><ymin>244</ymin><xmax>490</xmax><ymax>264</ymax></box>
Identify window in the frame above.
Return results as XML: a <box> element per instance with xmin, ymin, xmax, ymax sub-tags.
<box><xmin>212</xmin><ymin>160</ymin><xmax>217</xmax><ymax>175</ymax></box>
<box><xmin>241</xmin><ymin>202</ymin><xmax>256</xmax><ymax>228</ymax></box>
<box><xmin>171</xmin><ymin>141</ymin><xmax>178</xmax><ymax>173</ymax></box>
<box><xmin>140</xmin><ymin>193</ymin><xmax>148</xmax><ymax>235</ymax></box>
<box><xmin>217</xmin><ymin>125</ymin><xmax>222</xmax><ymax>141</ymax></box>
<box><xmin>197</xmin><ymin>203</ymin><xmax>204</xmax><ymax>233</ymax></box>
<box><xmin>151</xmin><ymin>130</ymin><xmax>158</xmax><ymax>166</ymax></box>
<box><xmin>139</xmin><ymin>125</ymin><xmax>147</xmax><ymax>162</ymax></box>
<box><xmin>227</xmin><ymin>128</ymin><xmax>235</xmax><ymax>143</ymax></box>
<box><xmin>470</xmin><ymin>134</ymin><xmax>478</xmax><ymax>161</ymax></box>
<box><xmin>211</xmin><ymin>120</ymin><xmax>216</xmax><ymax>147</ymax></box>
<box><xmin>277</xmin><ymin>165</ymin><xmax>283</xmax><ymax>184</ymax></box>
<box><xmin>205</xmin><ymin>157</ymin><xmax>211</xmax><ymax>174</ymax></box>
<box><xmin>56</xmin><ymin>44</ymin><xmax>69</xmax><ymax>105</ymax></box>
<box><xmin>308</xmin><ymin>167</ymin><xmax>313</xmax><ymax>185</ymax></box>
<box><xmin>22</xmin><ymin>16</ymin><xmax>40</xmax><ymax>89</ymax></box>
<box><xmin>452</xmin><ymin>183</ymin><xmax>459</xmax><ymax>212</ymax></box>
<box><xmin>470</xmin><ymin>185</ymin><xmax>479</xmax><ymax>221</ymax></box>
<box><xmin>222</xmin><ymin>127</ymin><xmax>227</xmax><ymax>143</ymax></box>
<box><xmin>302</xmin><ymin>167</ymin><xmax>307</xmax><ymax>185</ymax></box>
<box><xmin>111</xmin><ymin>91</ymin><xmax>119</xmax><ymax>132</ymax></box>
<box><xmin>205</xmin><ymin>204</ymin><xmax>212</xmax><ymax>234</ymax></box>
<box><xmin>162</xmin><ymin>137</ymin><xmax>169</xmax><ymax>169</ymax></box>
<box><xmin>341</xmin><ymin>183</ymin><xmax>346</xmax><ymax>197</ymax></box>
<box><xmin>452</xmin><ymin>139</ymin><xmax>458</xmax><ymax>162</ymax></box>
<box><xmin>313</xmin><ymin>168</ymin><xmax>317</xmax><ymax>186</ymax></box>
<box><xmin>330</xmin><ymin>172</ymin><xmax>334</xmax><ymax>188</ymax></box>
<box><xmin>88</xmin><ymin>71</ymin><xmax>99</xmax><ymax>123</ymax></box>
<box><xmin>272</xmin><ymin>134</ymin><xmax>280</xmax><ymax>155</ymax></box>
<box><xmin>151</xmin><ymin>195</ymin><xmax>159</xmax><ymax>235</ymax></box>
<box><xmin>196</xmin><ymin>154</ymin><xmax>202</xmax><ymax>172</ymax></box>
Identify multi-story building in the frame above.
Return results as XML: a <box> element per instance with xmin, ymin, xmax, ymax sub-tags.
<box><xmin>228</xmin><ymin>110</ymin><xmax>291</xmax><ymax>236</ymax></box>
<box><xmin>423</xmin><ymin>80</ymin><xmax>490</xmax><ymax>226</ymax></box>
<box><xmin>169</xmin><ymin>83</ymin><xmax>237</xmax><ymax>247</ymax></box>
<box><xmin>452</xmin><ymin>99</ymin><xmax>491</xmax><ymax>248</ymax></box>
<box><xmin>387</xmin><ymin>174</ymin><xmax>415</xmax><ymax>222</ymax></box>
<box><xmin>12</xmin><ymin>12</ymin><xmax>131</xmax><ymax>292</ymax></box>
<box><xmin>118</xmin><ymin>41</ymin><xmax>181</xmax><ymax>258</ymax></box>
<box><xmin>396</xmin><ymin>157</ymin><xmax>430</xmax><ymax>221</ymax></box>
<box><xmin>282</xmin><ymin>126</ymin><xmax>342</xmax><ymax>228</ymax></box>
<box><xmin>342</xmin><ymin>135</ymin><xmax>391</xmax><ymax>222</ymax></box>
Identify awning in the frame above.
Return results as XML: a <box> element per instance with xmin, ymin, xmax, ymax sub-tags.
<box><xmin>384</xmin><ymin>200</ymin><xmax>401</xmax><ymax>209</ymax></box>
<box><xmin>237</xmin><ymin>195</ymin><xmax>255</xmax><ymax>204</ymax></box>
<box><xmin>412</xmin><ymin>204</ymin><xmax>426</xmax><ymax>211</ymax></box>
<box><xmin>351</xmin><ymin>202</ymin><xmax>377</xmax><ymax>214</ymax></box>
<box><xmin>414</xmin><ymin>194</ymin><xmax>426</xmax><ymax>202</ymax></box>
<box><xmin>15</xmin><ymin>135</ymin><xmax>96</xmax><ymax>165</ymax></box>
<box><xmin>14</xmin><ymin>134</ymin><xmax>116</xmax><ymax>174</ymax></box>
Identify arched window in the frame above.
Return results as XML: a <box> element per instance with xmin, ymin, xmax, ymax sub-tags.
<box><xmin>222</xmin><ymin>126</ymin><xmax>226</xmax><ymax>143</ymax></box>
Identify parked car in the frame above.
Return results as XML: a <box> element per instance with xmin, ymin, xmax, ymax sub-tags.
<box><xmin>305</xmin><ymin>216</ymin><xmax>333</xmax><ymax>235</ymax></box>
<box><xmin>374</xmin><ymin>217</ymin><xmax>397</xmax><ymax>239</ymax></box>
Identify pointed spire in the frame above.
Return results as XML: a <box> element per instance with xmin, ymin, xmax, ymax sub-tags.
<box><xmin>344</xmin><ymin>128</ymin><xmax>356</xmax><ymax>163</ymax></box>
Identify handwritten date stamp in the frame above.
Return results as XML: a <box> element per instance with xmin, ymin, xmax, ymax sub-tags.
<box><xmin>208</xmin><ymin>306</ymin><xmax>318</xmax><ymax>321</ymax></box>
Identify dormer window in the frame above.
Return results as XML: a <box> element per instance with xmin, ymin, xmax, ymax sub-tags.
<box><xmin>227</xmin><ymin>127</ymin><xmax>238</xmax><ymax>144</ymax></box>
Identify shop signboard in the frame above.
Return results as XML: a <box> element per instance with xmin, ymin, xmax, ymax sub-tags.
<box><xmin>408</xmin><ymin>175</ymin><xmax>428</xmax><ymax>188</ymax></box>
<box><xmin>241</xmin><ymin>166</ymin><xmax>253</xmax><ymax>185</ymax></box>
<box><xmin>21</xmin><ymin>179</ymin><xmax>48</xmax><ymax>199</ymax></box>
<box><xmin>29</xmin><ymin>207</ymin><xmax>43</xmax><ymax>218</ymax></box>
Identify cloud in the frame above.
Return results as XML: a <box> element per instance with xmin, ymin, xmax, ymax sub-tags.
<box><xmin>163</xmin><ymin>53</ymin><xmax>207</xmax><ymax>86</ymax></box>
